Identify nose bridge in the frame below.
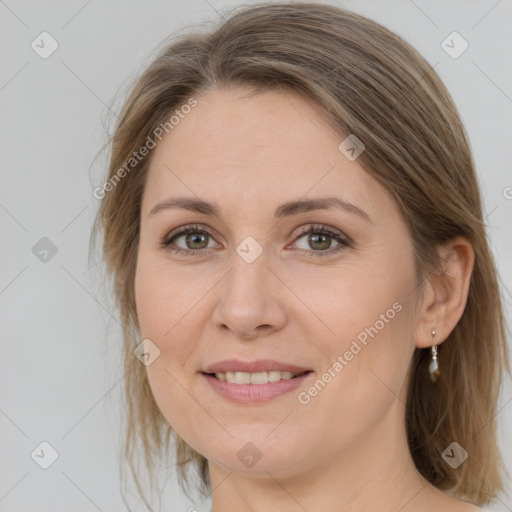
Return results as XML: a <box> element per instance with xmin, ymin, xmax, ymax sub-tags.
<box><xmin>226</xmin><ymin>231</ymin><xmax>272</xmax><ymax>291</ymax></box>
<box><xmin>225</xmin><ymin>243</ymin><xmax>272</xmax><ymax>305</ymax></box>
<box><xmin>211</xmin><ymin>242</ymin><xmax>287</xmax><ymax>337</ymax></box>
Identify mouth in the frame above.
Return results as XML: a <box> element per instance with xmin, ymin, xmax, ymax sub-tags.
<box><xmin>203</xmin><ymin>370</ymin><xmax>311</xmax><ymax>384</ymax></box>
<box><xmin>200</xmin><ymin>361</ymin><xmax>314</xmax><ymax>403</ymax></box>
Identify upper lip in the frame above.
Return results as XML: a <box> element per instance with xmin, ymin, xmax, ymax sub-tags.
<box><xmin>204</xmin><ymin>359</ymin><xmax>311</xmax><ymax>374</ymax></box>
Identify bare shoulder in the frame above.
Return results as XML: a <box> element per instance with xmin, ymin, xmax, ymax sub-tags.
<box><xmin>433</xmin><ymin>494</ymin><xmax>484</xmax><ymax>512</ymax></box>
<box><xmin>408</xmin><ymin>484</ymin><xmax>489</xmax><ymax>512</ymax></box>
<box><xmin>447</xmin><ymin>499</ymin><xmax>485</xmax><ymax>512</ymax></box>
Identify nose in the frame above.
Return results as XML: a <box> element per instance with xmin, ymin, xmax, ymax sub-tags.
<box><xmin>211</xmin><ymin>253</ymin><xmax>288</xmax><ymax>340</ymax></box>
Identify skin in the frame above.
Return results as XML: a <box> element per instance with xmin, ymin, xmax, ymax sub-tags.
<box><xmin>134</xmin><ymin>86</ymin><xmax>477</xmax><ymax>512</ymax></box>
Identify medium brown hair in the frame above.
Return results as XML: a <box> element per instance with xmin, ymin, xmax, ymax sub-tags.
<box><xmin>90</xmin><ymin>2</ymin><xmax>510</xmax><ymax>508</ymax></box>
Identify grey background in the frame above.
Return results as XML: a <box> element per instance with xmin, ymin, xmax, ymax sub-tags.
<box><xmin>0</xmin><ymin>0</ymin><xmax>511</xmax><ymax>511</ymax></box>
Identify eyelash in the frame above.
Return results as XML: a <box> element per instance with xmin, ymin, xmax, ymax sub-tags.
<box><xmin>160</xmin><ymin>224</ymin><xmax>351</xmax><ymax>257</ymax></box>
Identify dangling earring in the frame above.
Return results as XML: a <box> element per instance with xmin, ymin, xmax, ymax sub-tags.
<box><xmin>428</xmin><ymin>329</ymin><xmax>440</xmax><ymax>383</ymax></box>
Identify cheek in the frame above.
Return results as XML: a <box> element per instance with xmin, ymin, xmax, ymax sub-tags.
<box><xmin>134</xmin><ymin>255</ymin><xmax>195</xmax><ymax>340</ymax></box>
<box><xmin>134</xmin><ymin>258</ymin><xmax>163</xmax><ymax>339</ymax></box>
<box><xmin>134</xmin><ymin>257</ymin><xmax>213</xmax><ymax>442</ymax></box>
<box><xmin>294</xmin><ymin>262</ymin><xmax>415</xmax><ymax>396</ymax></box>
<box><xmin>135</xmin><ymin>263</ymin><xmax>202</xmax><ymax>377</ymax></box>
<box><xmin>144</xmin><ymin>359</ymin><xmax>214</xmax><ymax>461</ymax></box>
<box><xmin>292</xmin><ymin>279</ymin><xmax>415</xmax><ymax>454</ymax></box>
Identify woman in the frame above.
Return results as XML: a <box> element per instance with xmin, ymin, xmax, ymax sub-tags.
<box><xmin>91</xmin><ymin>3</ymin><xmax>509</xmax><ymax>511</ymax></box>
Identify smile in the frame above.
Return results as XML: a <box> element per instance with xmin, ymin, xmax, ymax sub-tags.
<box><xmin>201</xmin><ymin>370</ymin><xmax>313</xmax><ymax>403</ymax></box>
<box><xmin>213</xmin><ymin>370</ymin><xmax>304</xmax><ymax>384</ymax></box>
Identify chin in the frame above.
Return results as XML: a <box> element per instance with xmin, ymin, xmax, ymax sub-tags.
<box><xmin>198</xmin><ymin>427</ymin><xmax>314</xmax><ymax>476</ymax></box>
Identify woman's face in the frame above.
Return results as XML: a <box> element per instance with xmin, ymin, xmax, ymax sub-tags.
<box><xmin>135</xmin><ymin>87</ymin><xmax>421</xmax><ymax>478</ymax></box>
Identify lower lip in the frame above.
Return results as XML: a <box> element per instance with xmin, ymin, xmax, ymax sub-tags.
<box><xmin>202</xmin><ymin>372</ymin><xmax>312</xmax><ymax>404</ymax></box>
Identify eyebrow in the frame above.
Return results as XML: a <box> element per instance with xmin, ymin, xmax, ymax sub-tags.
<box><xmin>149</xmin><ymin>196</ymin><xmax>372</xmax><ymax>223</ymax></box>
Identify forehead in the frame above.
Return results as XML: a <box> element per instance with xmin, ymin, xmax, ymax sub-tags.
<box><xmin>141</xmin><ymin>87</ymin><xmax>395</xmax><ymax>222</ymax></box>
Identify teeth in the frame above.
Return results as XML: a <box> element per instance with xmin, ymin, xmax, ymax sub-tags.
<box><xmin>250</xmin><ymin>372</ymin><xmax>268</xmax><ymax>384</ymax></box>
<box><xmin>268</xmin><ymin>371</ymin><xmax>282</xmax><ymax>382</ymax></box>
<box><xmin>214</xmin><ymin>370</ymin><xmax>300</xmax><ymax>384</ymax></box>
<box><xmin>235</xmin><ymin>372</ymin><xmax>251</xmax><ymax>384</ymax></box>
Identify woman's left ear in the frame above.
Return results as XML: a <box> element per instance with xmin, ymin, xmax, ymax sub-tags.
<box><xmin>414</xmin><ymin>236</ymin><xmax>475</xmax><ymax>349</ymax></box>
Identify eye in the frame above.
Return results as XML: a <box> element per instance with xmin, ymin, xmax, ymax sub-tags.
<box><xmin>290</xmin><ymin>225</ymin><xmax>351</xmax><ymax>255</ymax></box>
<box><xmin>160</xmin><ymin>223</ymin><xmax>351</xmax><ymax>257</ymax></box>
<box><xmin>160</xmin><ymin>224</ymin><xmax>219</xmax><ymax>255</ymax></box>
